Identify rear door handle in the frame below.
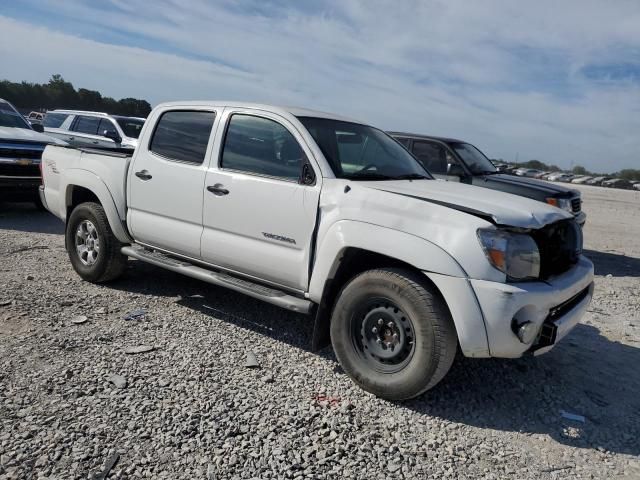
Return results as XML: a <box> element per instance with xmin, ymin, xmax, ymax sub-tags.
<box><xmin>135</xmin><ymin>170</ymin><xmax>152</xmax><ymax>180</ymax></box>
<box><xmin>207</xmin><ymin>184</ymin><xmax>229</xmax><ymax>196</ymax></box>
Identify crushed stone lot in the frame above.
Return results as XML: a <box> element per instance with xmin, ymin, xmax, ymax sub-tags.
<box><xmin>1</xmin><ymin>184</ymin><xmax>639</xmax><ymax>479</ymax></box>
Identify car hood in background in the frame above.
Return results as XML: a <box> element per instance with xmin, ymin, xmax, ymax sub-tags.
<box><xmin>0</xmin><ymin>126</ymin><xmax>68</xmax><ymax>145</ymax></box>
<box><xmin>365</xmin><ymin>179</ymin><xmax>573</xmax><ymax>229</ymax></box>
<box><xmin>480</xmin><ymin>173</ymin><xmax>578</xmax><ymax>196</ymax></box>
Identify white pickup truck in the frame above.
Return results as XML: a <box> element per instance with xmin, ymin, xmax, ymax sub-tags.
<box><xmin>40</xmin><ymin>102</ymin><xmax>594</xmax><ymax>400</ymax></box>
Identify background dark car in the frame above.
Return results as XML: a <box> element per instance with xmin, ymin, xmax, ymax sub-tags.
<box><xmin>390</xmin><ymin>132</ymin><xmax>586</xmax><ymax>226</ymax></box>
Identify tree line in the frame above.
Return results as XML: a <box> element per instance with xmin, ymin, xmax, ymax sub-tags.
<box><xmin>0</xmin><ymin>75</ymin><xmax>151</xmax><ymax>117</ymax></box>
<box><xmin>495</xmin><ymin>158</ymin><xmax>640</xmax><ymax>182</ymax></box>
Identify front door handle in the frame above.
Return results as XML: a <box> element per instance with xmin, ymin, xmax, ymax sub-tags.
<box><xmin>135</xmin><ymin>170</ymin><xmax>152</xmax><ymax>180</ymax></box>
<box><xmin>207</xmin><ymin>184</ymin><xmax>229</xmax><ymax>196</ymax></box>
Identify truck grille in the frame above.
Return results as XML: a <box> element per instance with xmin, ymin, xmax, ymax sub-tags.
<box><xmin>0</xmin><ymin>141</ymin><xmax>46</xmax><ymax>161</ymax></box>
<box><xmin>0</xmin><ymin>164</ymin><xmax>40</xmax><ymax>177</ymax></box>
<box><xmin>531</xmin><ymin>219</ymin><xmax>582</xmax><ymax>279</ymax></box>
<box><xmin>571</xmin><ymin>197</ymin><xmax>581</xmax><ymax>213</ymax></box>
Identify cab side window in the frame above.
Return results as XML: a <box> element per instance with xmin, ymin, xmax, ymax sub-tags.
<box><xmin>412</xmin><ymin>141</ymin><xmax>448</xmax><ymax>175</ymax></box>
<box><xmin>73</xmin><ymin>115</ymin><xmax>100</xmax><ymax>135</ymax></box>
<box><xmin>220</xmin><ymin>114</ymin><xmax>305</xmax><ymax>181</ymax></box>
<box><xmin>149</xmin><ymin>110</ymin><xmax>215</xmax><ymax>164</ymax></box>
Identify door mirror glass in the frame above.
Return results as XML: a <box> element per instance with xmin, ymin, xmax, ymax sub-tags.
<box><xmin>103</xmin><ymin>129</ymin><xmax>121</xmax><ymax>143</ymax></box>
<box><xmin>31</xmin><ymin>123</ymin><xmax>44</xmax><ymax>133</ymax></box>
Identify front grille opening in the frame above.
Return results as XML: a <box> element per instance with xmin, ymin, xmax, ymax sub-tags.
<box><xmin>0</xmin><ymin>164</ymin><xmax>41</xmax><ymax>177</ymax></box>
<box><xmin>531</xmin><ymin>219</ymin><xmax>582</xmax><ymax>279</ymax></box>
<box><xmin>571</xmin><ymin>197</ymin><xmax>581</xmax><ymax>213</ymax></box>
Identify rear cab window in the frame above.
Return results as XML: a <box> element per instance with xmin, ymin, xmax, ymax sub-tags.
<box><xmin>149</xmin><ymin>110</ymin><xmax>215</xmax><ymax>164</ymax></box>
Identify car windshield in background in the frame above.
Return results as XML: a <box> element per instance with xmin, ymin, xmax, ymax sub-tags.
<box><xmin>115</xmin><ymin>117</ymin><xmax>145</xmax><ymax>138</ymax></box>
<box><xmin>450</xmin><ymin>142</ymin><xmax>496</xmax><ymax>174</ymax></box>
<box><xmin>298</xmin><ymin>117</ymin><xmax>431</xmax><ymax>180</ymax></box>
<box><xmin>0</xmin><ymin>102</ymin><xmax>30</xmax><ymax>129</ymax></box>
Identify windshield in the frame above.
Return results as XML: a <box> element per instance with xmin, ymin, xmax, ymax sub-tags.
<box><xmin>0</xmin><ymin>102</ymin><xmax>31</xmax><ymax>129</ymax></box>
<box><xmin>449</xmin><ymin>142</ymin><xmax>496</xmax><ymax>174</ymax></box>
<box><xmin>115</xmin><ymin>117</ymin><xmax>145</xmax><ymax>138</ymax></box>
<box><xmin>298</xmin><ymin>117</ymin><xmax>431</xmax><ymax>180</ymax></box>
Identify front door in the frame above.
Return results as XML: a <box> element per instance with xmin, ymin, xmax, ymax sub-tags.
<box><xmin>412</xmin><ymin>140</ymin><xmax>462</xmax><ymax>182</ymax></box>
<box><xmin>127</xmin><ymin>108</ymin><xmax>218</xmax><ymax>258</ymax></box>
<box><xmin>201</xmin><ymin>110</ymin><xmax>320</xmax><ymax>291</ymax></box>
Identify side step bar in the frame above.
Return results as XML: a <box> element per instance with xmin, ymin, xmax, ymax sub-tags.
<box><xmin>121</xmin><ymin>246</ymin><xmax>312</xmax><ymax>314</ymax></box>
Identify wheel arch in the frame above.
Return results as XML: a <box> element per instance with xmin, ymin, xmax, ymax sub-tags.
<box><xmin>63</xmin><ymin>170</ymin><xmax>132</xmax><ymax>244</ymax></box>
<box><xmin>309</xmin><ymin>221</ymin><xmax>469</xmax><ymax>351</ymax></box>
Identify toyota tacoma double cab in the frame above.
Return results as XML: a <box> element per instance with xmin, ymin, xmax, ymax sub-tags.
<box><xmin>390</xmin><ymin>132</ymin><xmax>586</xmax><ymax>226</ymax></box>
<box><xmin>40</xmin><ymin>102</ymin><xmax>594</xmax><ymax>400</ymax></box>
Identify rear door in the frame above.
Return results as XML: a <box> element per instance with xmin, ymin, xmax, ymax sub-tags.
<box><xmin>69</xmin><ymin>115</ymin><xmax>104</xmax><ymax>148</ymax></box>
<box><xmin>200</xmin><ymin>109</ymin><xmax>320</xmax><ymax>290</ymax></box>
<box><xmin>127</xmin><ymin>107</ymin><xmax>218</xmax><ymax>258</ymax></box>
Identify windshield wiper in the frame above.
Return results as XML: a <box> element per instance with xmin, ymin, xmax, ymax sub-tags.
<box><xmin>477</xmin><ymin>170</ymin><xmax>500</xmax><ymax>175</ymax></box>
<box><xmin>393</xmin><ymin>173</ymin><xmax>430</xmax><ymax>180</ymax></box>
<box><xmin>343</xmin><ymin>172</ymin><xmax>397</xmax><ymax>181</ymax></box>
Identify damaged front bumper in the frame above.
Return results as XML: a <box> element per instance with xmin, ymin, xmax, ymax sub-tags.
<box><xmin>470</xmin><ymin>255</ymin><xmax>594</xmax><ymax>358</ymax></box>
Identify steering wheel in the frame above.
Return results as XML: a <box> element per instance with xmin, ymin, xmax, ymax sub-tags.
<box><xmin>358</xmin><ymin>163</ymin><xmax>378</xmax><ymax>172</ymax></box>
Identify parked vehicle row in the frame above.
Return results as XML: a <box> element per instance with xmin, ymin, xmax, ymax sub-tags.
<box><xmin>40</xmin><ymin>101</ymin><xmax>594</xmax><ymax>400</ymax></box>
<box><xmin>43</xmin><ymin>110</ymin><xmax>145</xmax><ymax>151</ymax></box>
<box><xmin>389</xmin><ymin>133</ymin><xmax>586</xmax><ymax>226</ymax></box>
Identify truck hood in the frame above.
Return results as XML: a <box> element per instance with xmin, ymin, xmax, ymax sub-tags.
<box><xmin>480</xmin><ymin>173</ymin><xmax>578</xmax><ymax>197</ymax></box>
<box><xmin>0</xmin><ymin>126</ymin><xmax>68</xmax><ymax>145</ymax></box>
<box><xmin>362</xmin><ymin>179</ymin><xmax>572</xmax><ymax>229</ymax></box>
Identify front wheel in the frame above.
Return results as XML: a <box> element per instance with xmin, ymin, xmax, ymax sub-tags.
<box><xmin>66</xmin><ymin>202</ymin><xmax>127</xmax><ymax>283</ymax></box>
<box><xmin>330</xmin><ymin>268</ymin><xmax>457</xmax><ymax>401</ymax></box>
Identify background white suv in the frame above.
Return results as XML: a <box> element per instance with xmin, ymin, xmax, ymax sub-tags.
<box><xmin>43</xmin><ymin>110</ymin><xmax>145</xmax><ymax>150</ymax></box>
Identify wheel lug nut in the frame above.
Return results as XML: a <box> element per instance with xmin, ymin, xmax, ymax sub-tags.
<box><xmin>377</xmin><ymin>318</ymin><xmax>383</xmax><ymax>326</ymax></box>
<box><xmin>392</xmin><ymin>333</ymin><xmax>398</xmax><ymax>340</ymax></box>
<box><xmin>376</xmin><ymin>338</ymin><xmax>382</xmax><ymax>344</ymax></box>
<box><xmin>387</xmin><ymin>322</ymin><xmax>394</xmax><ymax>328</ymax></box>
<box><xmin>372</xmin><ymin>327</ymin><xmax>378</xmax><ymax>334</ymax></box>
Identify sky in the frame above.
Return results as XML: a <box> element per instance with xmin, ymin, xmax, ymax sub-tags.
<box><xmin>1</xmin><ymin>0</ymin><xmax>639</xmax><ymax>172</ymax></box>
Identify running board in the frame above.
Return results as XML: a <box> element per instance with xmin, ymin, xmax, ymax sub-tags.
<box><xmin>121</xmin><ymin>246</ymin><xmax>312</xmax><ymax>314</ymax></box>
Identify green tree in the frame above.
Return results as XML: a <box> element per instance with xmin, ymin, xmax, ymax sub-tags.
<box><xmin>0</xmin><ymin>75</ymin><xmax>151</xmax><ymax>117</ymax></box>
<box><xmin>572</xmin><ymin>165</ymin><xmax>588</xmax><ymax>175</ymax></box>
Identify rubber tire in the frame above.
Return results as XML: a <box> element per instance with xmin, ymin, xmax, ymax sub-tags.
<box><xmin>330</xmin><ymin>268</ymin><xmax>457</xmax><ymax>401</ymax></box>
<box><xmin>66</xmin><ymin>202</ymin><xmax>127</xmax><ymax>283</ymax></box>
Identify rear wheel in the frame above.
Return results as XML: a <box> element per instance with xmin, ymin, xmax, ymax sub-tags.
<box><xmin>66</xmin><ymin>202</ymin><xmax>127</xmax><ymax>283</ymax></box>
<box><xmin>330</xmin><ymin>268</ymin><xmax>457</xmax><ymax>401</ymax></box>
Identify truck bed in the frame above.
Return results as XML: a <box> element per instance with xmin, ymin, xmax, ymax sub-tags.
<box><xmin>41</xmin><ymin>144</ymin><xmax>132</xmax><ymax>223</ymax></box>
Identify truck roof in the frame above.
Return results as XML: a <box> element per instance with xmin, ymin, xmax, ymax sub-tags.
<box><xmin>155</xmin><ymin>101</ymin><xmax>364</xmax><ymax>125</ymax></box>
<box><xmin>387</xmin><ymin>131</ymin><xmax>466</xmax><ymax>144</ymax></box>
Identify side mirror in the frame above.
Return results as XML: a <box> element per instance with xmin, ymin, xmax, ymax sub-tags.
<box><xmin>300</xmin><ymin>163</ymin><xmax>316</xmax><ymax>185</ymax></box>
<box><xmin>447</xmin><ymin>163</ymin><xmax>465</xmax><ymax>177</ymax></box>
<box><xmin>32</xmin><ymin>124</ymin><xmax>44</xmax><ymax>133</ymax></box>
<box><xmin>103</xmin><ymin>129</ymin><xmax>122</xmax><ymax>143</ymax></box>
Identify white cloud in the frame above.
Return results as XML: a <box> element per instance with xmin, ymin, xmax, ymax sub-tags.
<box><xmin>0</xmin><ymin>0</ymin><xmax>639</xmax><ymax>171</ymax></box>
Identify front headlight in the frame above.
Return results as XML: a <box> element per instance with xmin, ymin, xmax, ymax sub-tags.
<box><xmin>546</xmin><ymin>197</ymin><xmax>573</xmax><ymax>212</ymax></box>
<box><xmin>477</xmin><ymin>229</ymin><xmax>540</xmax><ymax>280</ymax></box>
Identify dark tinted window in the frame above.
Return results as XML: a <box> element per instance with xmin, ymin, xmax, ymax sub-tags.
<box><xmin>98</xmin><ymin>118</ymin><xmax>117</xmax><ymax>136</ymax></box>
<box><xmin>73</xmin><ymin>115</ymin><xmax>100</xmax><ymax>135</ymax></box>
<box><xmin>0</xmin><ymin>101</ymin><xmax>30</xmax><ymax>129</ymax></box>
<box><xmin>115</xmin><ymin>117</ymin><xmax>144</xmax><ymax>138</ymax></box>
<box><xmin>395</xmin><ymin>137</ymin><xmax>411</xmax><ymax>148</ymax></box>
<box><xmin>150</xmin><ymin>110</ymin><xmax>215</xmax><ymax>164</ymax></box>
<box><xmin>221</xmin><ymin>114</ymin><xmax>304</xmax><ymax>180</ymax></box>
<box><xmin>412</xmin><ymin>141</ymin><xmax>448</xmax><ymax>174</ymax></box>
<box><xmin>42</xmin><ymin>113</ymin><xmax>68</xmax><ymax>128</ymax></box>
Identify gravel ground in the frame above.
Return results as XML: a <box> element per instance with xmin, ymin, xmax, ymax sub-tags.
<box><xmin>1</xmin><ymin>185</ymin><xmax>639</xmax><ymax>480</ymax></box>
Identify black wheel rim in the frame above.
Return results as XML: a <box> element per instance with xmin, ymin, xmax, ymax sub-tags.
<box><xmin>350</xmin><ymin>297</ymin><xmax>416</xmax><ymax>374</ymax></box>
